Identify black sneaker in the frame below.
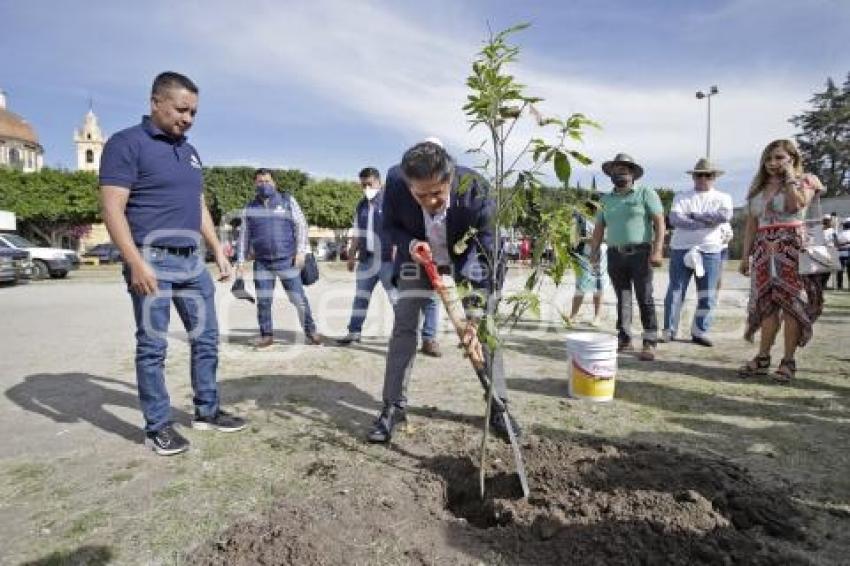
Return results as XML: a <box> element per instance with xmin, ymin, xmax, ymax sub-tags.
<box><xmin>366</xmin><ymin>405</ymin><xmax>407</xmax><ymax>443</ymax></box>
<box><xmin>145</xmin><ymin>425</ymin><xmax>189</xmax><ymax>456</ymax></box>
<box><xmin>192</xmin><ymin>409</ymin><xmax>247</xmax><ymax>433</ymax></box>
<box><xmin>489</xmin><ymin>406</ymin><xmax>523</xmax><ymax>441</ymax></box>
<box><xmin>335</xmin><ymin>332</ymin><xmax>362</xmax><ymax>346</ymax></box>
<box><xmin>691</xmin><ymin>335</ymin><xmax>714</xmax><ymax>347</ymax></box>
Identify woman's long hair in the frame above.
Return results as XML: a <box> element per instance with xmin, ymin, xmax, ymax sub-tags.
<box><xmin>747</xmin><ymin>139</ymin><xmax>804</xmax><ymax>200</ymax></box>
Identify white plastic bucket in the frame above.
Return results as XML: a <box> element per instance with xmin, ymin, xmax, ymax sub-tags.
<box><xmin>565</xmin><ymin>332</ymin><xmax>618</xmax><ymax>402</ymax></box>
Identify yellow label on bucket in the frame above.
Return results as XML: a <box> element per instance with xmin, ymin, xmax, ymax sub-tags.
<box><xmin>570</xmin><ymin>359</ymin><xmax>616</xmax><ymax>400</ymax></box>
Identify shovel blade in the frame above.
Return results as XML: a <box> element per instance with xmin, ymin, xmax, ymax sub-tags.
<box><xmin>502</xmin><ymin>411</ymin><xmax>530</xmax><ymax>498</ymax></box>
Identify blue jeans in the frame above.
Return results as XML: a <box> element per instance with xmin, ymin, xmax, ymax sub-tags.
<box><xmin>254</xmin><ymin>258</ymin><xmax>317</xmax><ymax>337</ymax></box>
<box><xmin>421</xmin><ymin>295</ymin><xmax>439</xmax><ymax>340</ymax></box>
<box><xmin>123</xmin><ymin>250</ymin><xmax>219</xmax><ymax>433</ymax></box>
<box><xmin>347</xmin><ymin>253</ymin><xmax>439</xmax><ymax>339</ymax></box>
<box><xmin>663</xmin><ymin>249</ymin><xmax>722</xmax><ymax>338</ymax></box>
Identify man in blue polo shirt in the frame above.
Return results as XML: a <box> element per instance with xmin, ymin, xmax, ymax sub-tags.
<box><xmin>100</xmin><ymin>71</ymin><xmax>246</xmax><ymax>456</ymax></box>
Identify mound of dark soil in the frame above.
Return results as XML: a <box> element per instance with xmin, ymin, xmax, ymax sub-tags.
<box><xmin>425</xmin><ymin>436</ymin><xmax>814</xmax><ymax>565</ymax></box>
<box><xmin>190</xmin><ymin>436</ymin><xmax>816</xmax><ymax>565</ymax></box>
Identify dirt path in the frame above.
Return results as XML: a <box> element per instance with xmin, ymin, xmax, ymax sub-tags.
<box><xmin>1</xmin><ymin>264</ymin><xmax>848</xmax><ymax>564</ymax></box>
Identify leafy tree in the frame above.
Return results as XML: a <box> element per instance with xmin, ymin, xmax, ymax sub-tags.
<box><xmin>462</xmin><ymin>23</ymin><xmax>599</xmax><ymax>328</ymax></box>
<box><xmin>461</xmin><ymin>23</ymin><xmax>598</xmax><ymax>496</ymax></box>
<box><xmin>790</xmin><ymin>74</ymin><xmax>850</xmax><ymax>196</ymax></box>
<box><xmin>297</xmin><ymin>178</ymin><xmax>361</xmax><ymax>231</ymax></box>
<box><xmin>654</xmin><ymin>187</ymin><xmax>675</xmax><ymax>213</ymax></box>
<box><xmin>0</xmin><ymin>166</ymin><xmax>339</xmax><ymax>247</ymax></box>
<box><xmin>204</xmin><ymin>166</ymin><xmax>309</xmax><ymax>224</ymax></box>
<box><xmin>0</xmin><ymin>168</ymin><xmax>99</xmax><ymax>246</ymax></box>
<box><xmin>204</xmin><ymin>166</ymin><xmax>360</xmax><ymax>233</ymax></box>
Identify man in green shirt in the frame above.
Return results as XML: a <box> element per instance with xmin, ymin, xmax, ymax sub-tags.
<box><xmin>590</xmin><ymin>153</ymin><xmax>665</xmax><ymax>360</ymax></box>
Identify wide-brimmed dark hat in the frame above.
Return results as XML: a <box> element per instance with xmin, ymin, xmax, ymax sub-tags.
<box><xmin>686</xmin><ymin>158</ymin><xmax>724</xmax><ymax>176</ymax></box>
<box><xmin>601</xmin><ymin>153</ymin><xmax>644</xmax><ymax>180</ymax></box>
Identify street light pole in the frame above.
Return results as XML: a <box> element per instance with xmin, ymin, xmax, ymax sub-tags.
<box><xmin>695</xmin><ymin>85</ymin><xmax>719</xmax><ymax>159</ymax></box>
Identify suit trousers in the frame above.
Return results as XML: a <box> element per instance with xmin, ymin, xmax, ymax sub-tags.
<box><xmin>381</xmin><ymin>264</ymin><xmax>507</xmax><ymax>408</ymax></box>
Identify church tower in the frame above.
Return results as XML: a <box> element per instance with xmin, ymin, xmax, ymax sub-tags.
<box><xmin>74</xmin><ymin>104</ymin><xmax>105</xmax><ymax>171</ymax></box>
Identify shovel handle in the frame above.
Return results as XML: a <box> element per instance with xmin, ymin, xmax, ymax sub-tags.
<box><xmin>413</xmin><ymin>244</ymin><xmax>485</xmax><ymax>369</ymax></box>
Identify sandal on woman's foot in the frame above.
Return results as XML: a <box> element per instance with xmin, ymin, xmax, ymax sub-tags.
<box><xmin>738</xmin><ymin>354</ymin><xmax>770</xmax><ymax>378</ymax></box>
<box><xmin>772</xmin><ymin>359</ymin><xmax>796</xmax><ymax>383</ymax></box>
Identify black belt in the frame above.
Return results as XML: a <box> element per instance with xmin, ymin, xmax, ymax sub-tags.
<box><xmin>610</xmin><ymin>242</ymin><xmax>650</xmax><ymax>254</ymax></box>
<box><xmin>148</xmin><ymin>246</ymin><xmax>196</xmax><ymax>257</ymax></box>
<box><xmin>437</xmin><ymin>265</ymin><xmax>452</xmax><ymax>275</ymax></box>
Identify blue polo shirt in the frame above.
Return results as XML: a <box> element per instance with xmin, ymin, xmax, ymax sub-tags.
<box><xmin>99</xmin><ymin>116</ymin><xmax>204</xmax><ymax>248</ymax></box>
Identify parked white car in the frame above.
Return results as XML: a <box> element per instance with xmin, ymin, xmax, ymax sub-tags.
<box><xmin>0</xmin><ymin>233</ymin><xmax>80</xmax><ymax>279</ymax></box>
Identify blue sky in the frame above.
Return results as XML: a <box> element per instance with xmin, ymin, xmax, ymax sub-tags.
<box><xmin>2</xmin><ymin>0</ymin><xmax>848</xmax><ymax>203</ymax></box>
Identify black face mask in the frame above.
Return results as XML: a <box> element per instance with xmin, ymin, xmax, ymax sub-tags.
<box><xmin>612</xmin><ymin>174</ymin><xmax>632</xmax><ymax>188</ymax></box>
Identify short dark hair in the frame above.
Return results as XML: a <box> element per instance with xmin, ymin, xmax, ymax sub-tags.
<box><xmin>401</xmin><ymin>142</ymin><xmax>454</xmax><ymax>183</ymax></box>
<box><xmin>253</xmin><ymin>168</ymin><xmax>273</xmax><ymax>180</ymax></box>
<box><xmin>151</xmin><ymin>72</ymin><xmax>199</xmax><ymax>98</ymax></box>
<box><xmin>359</xmin><ymin>167</ymin><xmax>380</xmax><ymax>180</ymax></box>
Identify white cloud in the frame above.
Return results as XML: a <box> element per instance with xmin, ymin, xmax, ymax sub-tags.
<box><xmin>162</xmin><ymin>0</ymin><xmax>821</xmax><ymax>201</ymax></box>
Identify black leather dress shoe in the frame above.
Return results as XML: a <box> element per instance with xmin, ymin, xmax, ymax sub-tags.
<box><xmin>366</xmin><ymin>405</ymin><xmax>407</xmax><ymax>443</ymax></box>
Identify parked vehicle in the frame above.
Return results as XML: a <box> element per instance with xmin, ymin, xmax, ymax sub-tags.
<box><xmin>0</xmin><ymin>248</ymin><xmax>33</xmax><ymax>284</ymax></box>
<box><xmin>83</xmin><ymin>243</ymin><xmax>122</xmax><ymax>264</ymax></box>
<box><xmin>0</xmin><ymin>233</ymin><xmax>79</xmax><ymax>279</ymax></box>
<box><xmin>314</xmin><ymin>240</ymin><xmax>339</xmax><ymax>261</ymax></box>
<box><xmin>0</xmin><ymin>250</ymin><xmax>16</xmax><ymax>283</ymax></box>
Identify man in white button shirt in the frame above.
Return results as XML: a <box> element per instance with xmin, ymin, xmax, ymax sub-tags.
<box><xmin>367</xmin><ymin>142</ymin><xmax>521</xmax><ymax>443</ymax></box>
<box><xmin>662</xmin><ymin>158</ymin><xmax>733</xmax><ymax>346</ymax></box>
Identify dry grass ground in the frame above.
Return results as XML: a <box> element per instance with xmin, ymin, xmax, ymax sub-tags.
<box><xmin>1</xmin><ymin>262</ymin><xmax>847</xmax><ymax>564</ymax></box>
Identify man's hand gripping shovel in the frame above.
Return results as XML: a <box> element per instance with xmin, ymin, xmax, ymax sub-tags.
<box><xmin>412</xmin><ymin>242</ymin><xmax>529</xmax><ymax>499</ymax></box>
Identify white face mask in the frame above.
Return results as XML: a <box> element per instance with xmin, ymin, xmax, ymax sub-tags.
<box><xmin>364</xmin><ymin>187</ymin><xmax>379</xmax><ymax>200</ymax></box>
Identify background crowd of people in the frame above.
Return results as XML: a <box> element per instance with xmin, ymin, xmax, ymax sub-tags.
<box><xmin>98</xmin><ymin>70</ymin><xmax>836</xmax><ymax>456</ymax></box>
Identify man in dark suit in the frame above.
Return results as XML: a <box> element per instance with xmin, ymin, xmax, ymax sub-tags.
<box><xmin>367</xmin><ymin>141</ymin><xmax>521</xmax><ymax>443</ymax></box>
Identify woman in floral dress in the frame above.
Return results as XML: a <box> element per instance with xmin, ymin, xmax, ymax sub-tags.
<box><xmin>738</xmin><ymin>139</ymin><xmax>824</xmax><ymax>382</ymax></box>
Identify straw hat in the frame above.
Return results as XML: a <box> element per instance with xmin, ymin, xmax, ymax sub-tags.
<box><xmin>686</xmin><ymin>158</ymin><xmax>724</xmax><ymax>176</ymax></box>
<box><xmin>601</xmin><ymin>153</ymin><xmax>644</xmax><ymax>180</ymax></box>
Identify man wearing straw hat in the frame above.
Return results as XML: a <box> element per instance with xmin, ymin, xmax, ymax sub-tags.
<box><xmin>589</xmin><ymin>153</ymin><xmax>665</xmax><ymax>361</ymax></box>
<box><xmin>662</xmin><ymin>158</ymin><xmax>733</xmax><ymax>347</ymax></box>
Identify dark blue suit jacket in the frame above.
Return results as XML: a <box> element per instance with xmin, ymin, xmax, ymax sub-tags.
<box><xmin>382</xmin><ymin>164</ymin><xmax>496</xmax><ymax>290</ymax></box>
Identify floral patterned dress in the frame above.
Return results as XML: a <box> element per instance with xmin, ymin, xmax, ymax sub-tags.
<box><xmin>744</xmin><ymin>174</ymin><xmax>824</xmax><ymax>346</ymax></box>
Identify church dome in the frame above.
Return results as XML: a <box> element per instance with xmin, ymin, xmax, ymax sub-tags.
<box><xmin>0</xmin><ymin>108</ymin><xmax>40</xmax><ymax>145</ymax></box>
